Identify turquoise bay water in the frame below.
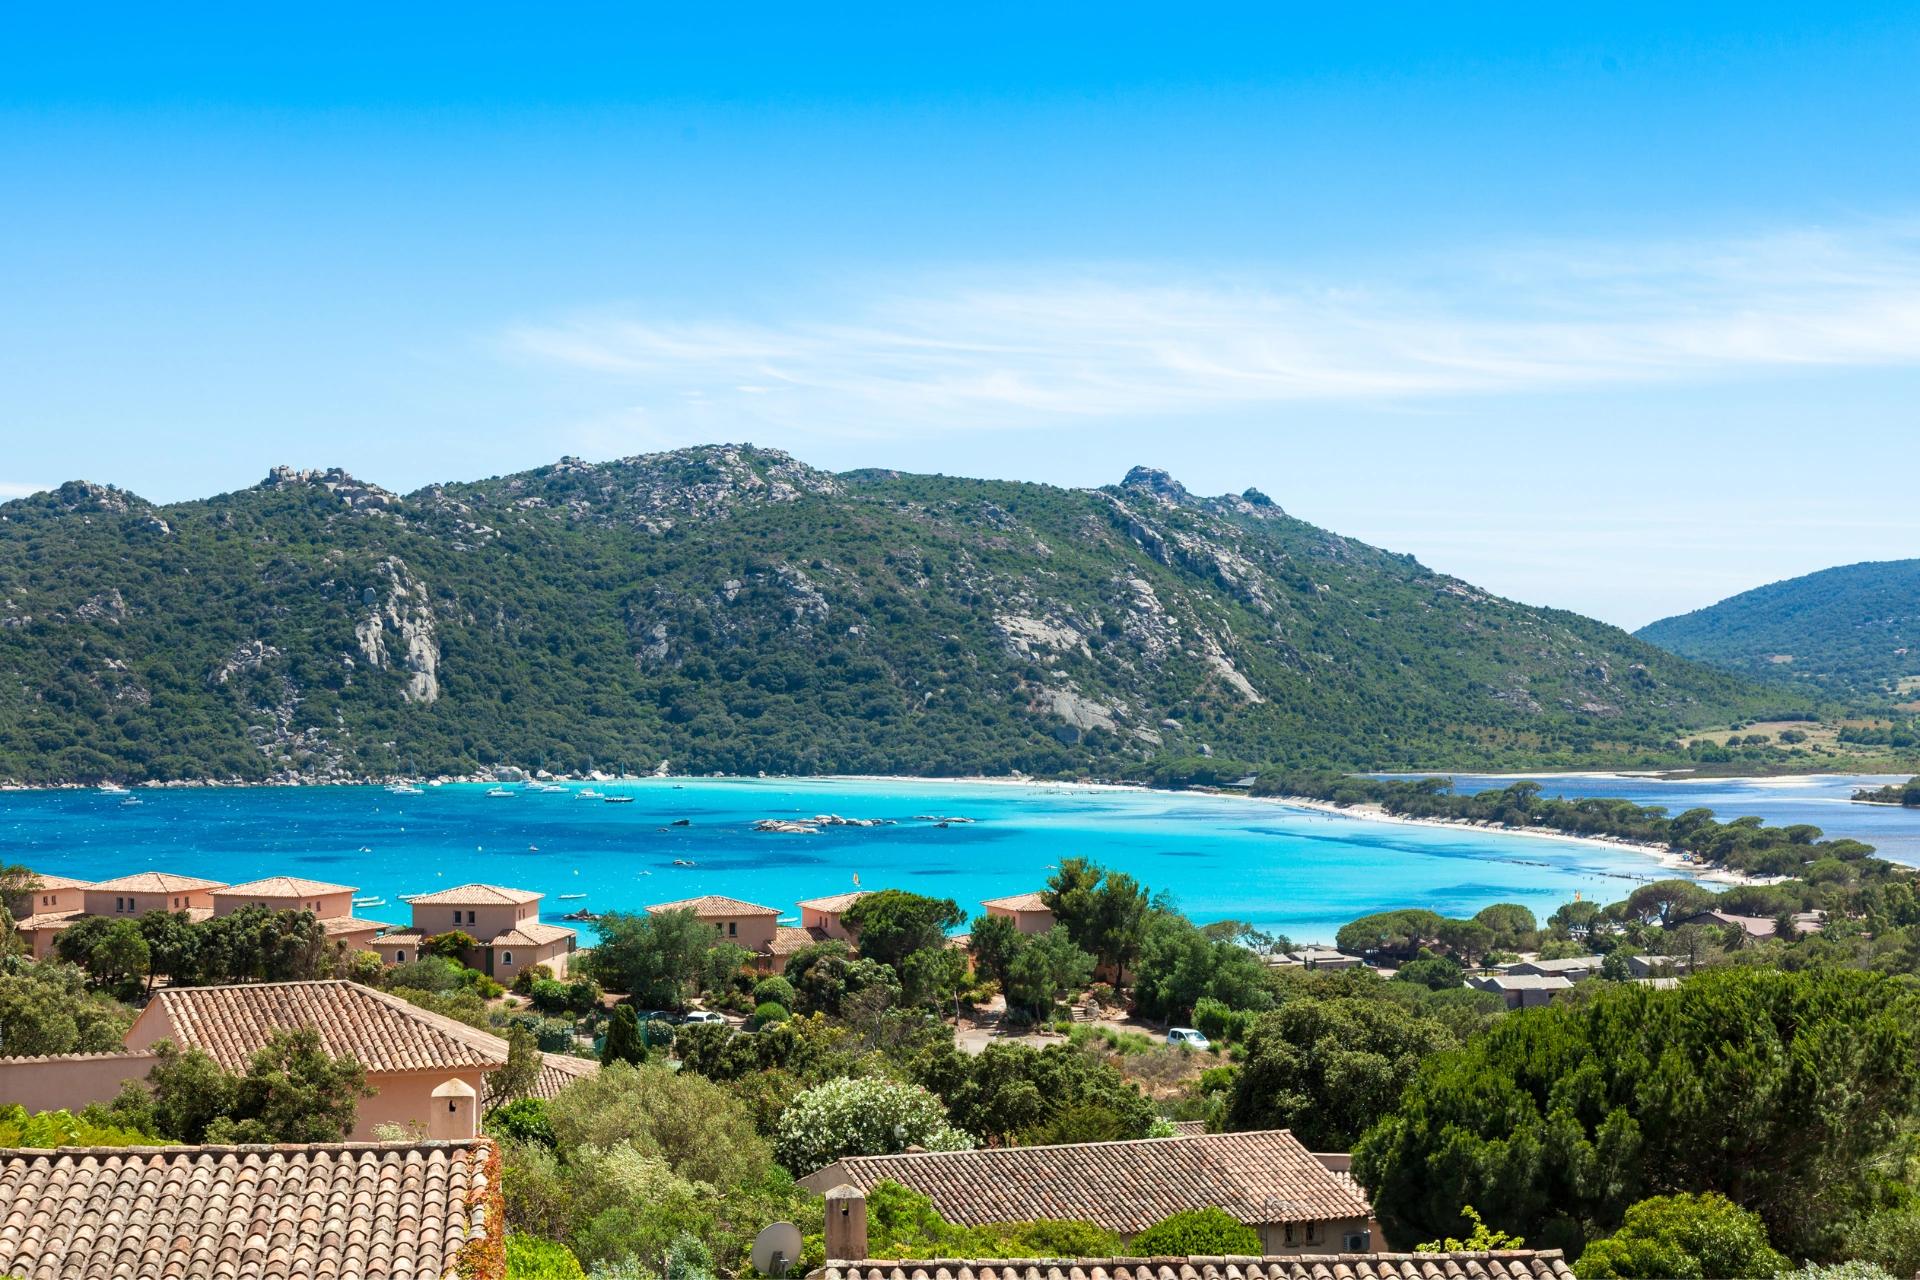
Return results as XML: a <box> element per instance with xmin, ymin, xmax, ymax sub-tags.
<box><xmin>1</xmin><ymin>778</ymin><xmax>1683</xmax><ymax>943</ymax></box>
<box><xmin>1420</xmin><ymin>772</ymin><xmax>1920</xmax><ymax>866</ymax></box>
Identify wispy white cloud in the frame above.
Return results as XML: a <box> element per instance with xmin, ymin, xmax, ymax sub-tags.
<box><xmin>502</xmin><ymin>222</ymin><xmax>1920</xmax><ymax>437</ymax></box>
<box><xmin>0</xmin><ymin>482</ymin><xmax>47</xmax><ymax>499</ymax></box>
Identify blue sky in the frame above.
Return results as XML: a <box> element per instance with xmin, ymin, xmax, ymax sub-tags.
<box><xmin>4</xmin><ymin>4</ymin><xmax>1919</xmax><ymax>628</ymax></box>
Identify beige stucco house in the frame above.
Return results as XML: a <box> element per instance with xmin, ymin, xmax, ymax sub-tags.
<box><xmin>797</xmin><ymin>890</ymin><xmax>867</xmax><ymax>941</ymax></box>
<box><xmin>10</xmin><ymin>873</ymin><xmax>94</xmax><ymax>959</ymax></box>
<box><xmin>0</xmin><ymin>979</ymin><xmax>599</xmax><ymax>1140</ymax></box>
<box><xmin>390</xmin><ymin>883</ymin><xmax>577</xmax><ymax>981</ymax></box>
<box><xmin>123</xmin><ymin>980</ymin><xmax>596</xmax><ymax>1136</ymax></box>
<box><xmin>981</xmin><ymin>891</ymin><xmax>1055</xmax><ymax>935</ymax></box>
<box><xmin>83</xmin><ymin>871</ymin><xmax>226</xmax><ymax>918</ymax></box>
<box><xmin>213</xmin><ymin>875</ymin><xmax>387</xmax><ymax>952</ymax></box>
<box><xmin>648</xmin><ymin>894</ymin><xmax>783</xmax><ymax>969</ymax></box>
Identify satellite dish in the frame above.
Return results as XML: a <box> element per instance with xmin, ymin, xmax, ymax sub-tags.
<box><xmin>752</xmin><ymin>1221</ymin><xmax>804</xmax><ymax>1277</ymax></box>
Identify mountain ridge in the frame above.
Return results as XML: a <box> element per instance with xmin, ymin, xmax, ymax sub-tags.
<box><xmin>1637</xmin><ymin>558</ymin><xmax>1920</xmax><ymax>699</ymax></box>
<box><xmin>0</xmin><ymin>444</ymin><xmax>1794</xmax><ymax>784</ymax></box>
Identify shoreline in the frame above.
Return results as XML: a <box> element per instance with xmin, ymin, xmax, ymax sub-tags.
<box><xmin>1248</xmin><ymin>793</ymin><xmax>1772</xmax><ymax>887</ymax></box>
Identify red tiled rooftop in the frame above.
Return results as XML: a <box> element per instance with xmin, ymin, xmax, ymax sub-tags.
<box><xmin>647</xmin><ymin>894</ymin><xmax>779</xmax><ymax>916</ymax></box>
<box><xmin>0</xmin><ymin>1139</ymin><xmax>499</xmax><ymax>1279</ymax></box>
<box><xmin>404</xmin><ymin>883</ymin><xmax>542</xmax><ymax>906</ymax></box>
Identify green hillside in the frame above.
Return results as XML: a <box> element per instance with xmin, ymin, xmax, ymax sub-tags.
<box><xmin>1637</xmin><ymin>560</ymin><xmax>1920</xmax><ymax>699</ymax></box>
<box><xmin>0</xmin><ymin>445</ymin><xmax>1793</xmax><ymax>784</ymax></box>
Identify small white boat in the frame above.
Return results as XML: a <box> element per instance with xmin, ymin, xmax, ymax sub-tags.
<box><xmin>558</xmin><ymin>893</ymin><xmax>588</xmax><ymax>900</ymax></box>
<box><xmin>387</xmin><ymin>783</ymin><xmax>423</xmax><ymax>795</ymax></box>
<box><xmin>353</xmin><ymin>896</ymin><xmax>386</xmax><ymax>907</ymax></box>
<box><xmin>100</xmin><ymin>782</ymin><xmax>129</xmax><ymax>794</ymax></box>
<box><xmin>603</xmin><ymin>795</ymin><xmax>634</xmax><ymax>804</ymax></box>
<box><xmin>119</xmin><ymin>796</ymin><xmax>143</xmax><ymax>807</ymax></box>
<box><xmin>578</xmin><ymin>788</ymin><xmax>602</xmax><ymax>799</ymax></box>
<box><xmin>486</xmin><ymin>787</ymin><xmax>514</xmax><ymax>798</ymax></box>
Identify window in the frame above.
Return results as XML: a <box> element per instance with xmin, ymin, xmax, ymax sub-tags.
<box><xmin>501</xmin><ymin>951</ymin><xmax>514</xmax><ymax>965</ymax></box>
<box><xmin>1283</xmin><ymin>1226</ymin><xmax>1295</xmax><ymax>1247</ymax></box>
<box><xmin>1305</xmin><ymin>1224</ymin><xmax>1321</xmax><ymax>1245</ymax></box>
<box><xmin>453</xmin><ymin>910</ymin><xmax>461</xmax><ymax>925</ymax></box>
<box><xmin>394</xmin><ymin>950</ymin><xmax>407</xmax><ymax>963</ymax></box>
<box><xmin>727</xmin><ymin>921</ymin><xmax>738</xmax><ymax>936</ymax></box>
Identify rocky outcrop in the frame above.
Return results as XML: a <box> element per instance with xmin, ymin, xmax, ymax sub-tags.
<box><xmin>452</xmin><ymin>444</ymin><xmax>842</xmax><ymax>532</ymax></box>
<box><xmin>260</xmin><ymin>466</ymin><xmax>401</xmax><ymax>512</ymax></box>
<box><xmin>353</xmin><ymin>557</ymin><xmax>440</xmax><ymax>703</ymax></box>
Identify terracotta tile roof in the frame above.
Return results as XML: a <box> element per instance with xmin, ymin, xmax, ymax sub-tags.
<box><xmin>319</xmin><ymin>915</ymin><xmax>390</xmax><ymax>937</ymax></box>
<box><xmin>375</xmin><ymin>930</ymin><xmax>429</xmax><ymax>946</ymax></box>
<box><xmin>14</xmin><ymin>910</ymin><xmax>85</xmax><ymax>931</ymax></box>
<box><xmin>981</xmin><ymin>892</ymin><xmax>1050</xmax><ymax>912</ymax></box>
<box><xmin>405</xmin><ymin>883</ymin><xmax>542</xmax><ymax>906</ymax></box>
<box><xmin>798</xmin><ymin>1131</ymin><xmax>1370</xmax><ymax>1232</ymax></box>
<box><xmin>137</xmin><ymin>980</ymin><xmax>508</xmax><ymax>1073</ymax></box>
<box><xmin>647</xmin><ymin>894</ymin><xmax>780</xmax><ymax>916</ymax></box>
<box><xmin>490</xmin><ymin>920</ymin><xmax>576</xmax><ymax>947</ymax></box>
<box><xmin>23</xmin><ymin>873</ymin><xmax>92</xmax><ymax>891</ymax></box>
<box><xmin>0</xmin><ymin>1139</ymin><xmax>498</xmax><ymax>1280</ymax></box>
<box><xmin>1169</xmin><ymin>1119</ymin><xmax>1208</xmax><ymax>1136</ymax></box>
<box><xmin>530</xmin><ymin>1053</ymin><xmax>599</xmax><ymax>1101</ymax></box>
<box><xmin>813</xmin><ymin>1254</ymin><xmax>1574</xmax><ymax>1280</ymax></box>
<box><xmin>798</xmin><ymin>891</ymin><xmax>869</xmax><ymax>912</ymax></box>
<box><xmin>770</xmin><ymin>925</ymin><xmax>821</xmax><ymax>955</ymax></box>
<box><xmin>85</xmin><ymin>871</ymin><xmax>227</xmax><ymax>894</ymax></box>
<box><xmin>214</xmin><ymin>876</ymin><xmax>357</xmax><ymax>898</ymax></box>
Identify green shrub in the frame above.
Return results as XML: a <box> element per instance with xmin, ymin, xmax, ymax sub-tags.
<box><xmin>1844</xmin><ymin>1209</ymin><xmax>1920</xmax><ymax>1280</ymax></box>
<box><xmin>505</xmin><ymin>1232</ymin><xmax>585</xmax><ymax>1278</ymax></box>
<box><xmin>773</xmin><ymin>1076</ymin><xmax>973</xmax><ymax>1174</ymax></box>
<box><xmin>1574</xmin><ymin>1194</ymin><xmax>1787</xmax><ymax>1280</ymax></box>
<box><xmin>1192</xmin><ymin>997</ymin><xmax>1249</xmax><ymax>1043</ymax></box>
<box><xmin>753</xmin><ymin>1001</ymin><xmax>791</xmax><ymax>1028</ymax></box>
<box><xmin>486</xmin><ymin>1097</ymin><xmax>556</xmax><ymax>1147</ymax></box>
<box><xmin>1129</xmin><ymin>1208</ymin><xmax>1261</xmax><ymax>1255</ymax></box>
<box><xmin>0</xmin><ymin>1104</ymin><xmax>159</xmax><ymax>1148</ymax></box>
<box><xmin>753</xmin><ymin>976</ymin><xmax>796</xmax><ymax>1009</ymax></box>
<box><xmin>530</xmin><ymin>978</ymin><xmax>573</xmax><ymax>1014</ymax></box>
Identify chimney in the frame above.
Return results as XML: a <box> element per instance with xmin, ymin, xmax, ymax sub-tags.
<box><xmin>429</xmin><ymin>1077</ymin><xmax>479</xmax><ymax>1140</ymax></box>
<box><xmin>824</xmin><ymin>1184</ymin><xmax>868</xmax><ymax>1261</ymax></box>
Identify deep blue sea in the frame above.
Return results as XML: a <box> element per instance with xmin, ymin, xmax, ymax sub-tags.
<box><xmin>0</xmin><ymin>777</ymin><xmax>1766</xmax><ymax>945</ymax></box>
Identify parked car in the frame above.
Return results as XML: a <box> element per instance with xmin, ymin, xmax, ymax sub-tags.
<box><xmin>679</xmin><ymin>1010</ymin><xmax>728</xmax><ymax>1025</ymax></box>
<box><xmin>1167</xmin><ymin>1027</ymin><xmax>1211</xmax><ymax>1051</ymax></box>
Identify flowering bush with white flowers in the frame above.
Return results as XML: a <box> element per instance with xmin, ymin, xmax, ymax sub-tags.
<box><xmin>773</xmin><ymin>1075</ymin><xmax>975</xmax><ymax>1173</ymax></box>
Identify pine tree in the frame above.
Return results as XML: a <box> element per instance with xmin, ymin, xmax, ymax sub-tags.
<box><xmin>603</xmin><ymin>1004</ymin><xmax>647</xmax><ymax>1067</ymax></box>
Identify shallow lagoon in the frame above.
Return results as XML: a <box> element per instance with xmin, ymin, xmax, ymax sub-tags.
<box><xmin>2</xmin><ymin>778</ymin><xmax>1692</xmax><ymax>942</ymax></box>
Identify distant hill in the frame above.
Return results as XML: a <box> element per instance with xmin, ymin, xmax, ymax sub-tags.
<box><xmin>1637</xmin><ymin>560</ymin><xmax>1920</xmax><ymax>699</ymax></box>
<box><xmin>0</xmin><ymin>445</ymin><xmax>1788</xmax><ymax>785</ymax></box>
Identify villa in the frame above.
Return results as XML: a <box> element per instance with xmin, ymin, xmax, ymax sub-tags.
<box><xmin>798</xmin><ymin>890</ymin><xmax>868</xmax><ymax>941</ymax></box>
<box><xmin>84</xmin><ymin>870</ymin><xmax>226</xmax><ymax>917</ymax></box>
<box><xmin>9</xmin><ymin>867</ymin><xmax>407</xmax><ymax>964</ymax></box>
<box><xmin>376</xmin><ymin>882</ymin><xmax>577</xmax><ymax>981</ymax></box>
<box><xmin>0</xmin><ymin>978</ymin><xmax>599</xmax><ymax>1138</ymax></box>
<box><xmin>8</xmin><ymin>873</ymin><xmax>94</xmax><ymax>959</ymax></box>
<box><xmin>212</xmin><ymin>875</ymin><xmax>387</xmax><ymax>951</ymax></box>
<box><xmin>648</xmin><ymin>893</ymin><xmax>810</xmax><ymax>971</ymax></box>
<box><xmin>980</xmin><ymin>890</ymin><xmax>1054</xmax><ymax>935</ymax></box>
<box><xmin>1470</xmin><ymin>973</ymin><xmax>1573</xmax><ymax>1009</ymax></box>
<box><xmin>1505</xmin><ymin>955</ymin><xmax>1603</xmax><ymax>981</ymax></box>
